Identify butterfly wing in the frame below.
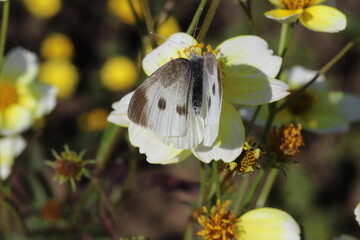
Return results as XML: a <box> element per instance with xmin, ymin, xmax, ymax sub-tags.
<box><xmin>201</xmin><ymin>52</ymin><xmax>223</xmax><ymax>146</ymax></box>
<box><xmin>128</xmin><ymin>58</ymin><xmax>193</xmax><ymax>137</ymax></box>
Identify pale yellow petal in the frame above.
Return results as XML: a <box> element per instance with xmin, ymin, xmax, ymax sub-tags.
<box><xmin>0</xmin><ymin>105</ymin><xmax>32</xmax><ymax>135</ymax></box>
<box><xmin>265</xmin><ymin>9</ymin><xmax>303</xmax><ymax>24</ymax></box>
<box><xmin>192</xmin><ymin>101</ymin><xmax>244</xmax><ymax>163</ymax></box>
<box><xmin>268</xmin><ymin>0</ymin><xmax>284</xmax><ymax>7</ymax></box>
<box><xmin>300</xmin><ymin>5</ymin><xmax>346</xmax><ymax>33</ymax></box>
<box><xmin>0</xmin><ymin>136</ymin><xmax>26</xmax><ymax>179</ymax></box>
<box><xmin>142</xmin><ymin>32</ymin><xmax>196</xmax><ymax>75</ymax></box>
<box><xmin>354</xmin><ymin>203</ymin><xmax>360</xmax><ymax>226</ymax></box>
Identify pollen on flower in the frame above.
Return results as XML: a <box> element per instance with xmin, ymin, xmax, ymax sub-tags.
<box><xmin>281</xmin><ymin>0</ymin><xmax>314</xmax><ymax>10</ymax></box>
<box><xmin>268</xmin><ymin>123</ymin><xmax>305</xmax><ymax>159</ymax></box>
<box><xmin>205</xmin><ymin>44</ymin><xmax>218</xmax><ymax>55</ymax></box>
<box><xmin>197</xmin><ymin>200</ymin><xmax>238</xmax><ymax>240</ymax></box>
<box><xmin>0</xmin><ymin>82</ymin><xmax>18</xmax><ymax>110</ymax></box>
<box><xmin>183</xmin><ymin>43</ymin><xmax>204</xmax><ymax>57</ymax></box>
<box><xmin>226</xmin><ymin>142</ymin><xmax>261</xmax><ymax>174</ymax></box>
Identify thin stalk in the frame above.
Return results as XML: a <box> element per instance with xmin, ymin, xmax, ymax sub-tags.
<box><xmin>211</xmin><ymin>161</ymin><xmax>221</xmax><ymax>200</ymax></box>
<box><xmin>0</xmin><ymin>0</ymin><xmax>9</xmax><ymax>70</ymax></box>
<box><xmin>255</xmin><ymin>168</ymin><xmax>278</xmax><ymax>207</ymax></box>
<box><xmin>196</xmin><ymin>0</ymin><xmax>221</xmax><ymax>43</ymax></box>
<box><xmin>236</xmin><ymin>0</ymin><xmax>258</xmax><ymax>35</ymax></box>
<box><xmin>199</xmin><ymin>162</ymin><xmax>207</xmax><ymax>204</ymax></box>
<box><xmin>139</xmin><ymin>0</ymin><xmax>157</xmax><ymax>49</ymax></box>
<box><xmin>93</xmin><ymin>179</ymin><xmax>126</xmax><ymax>237</ymax></box>
<box><xmin>240</xmin><ymin>168</ymin><xmax>265</xmax><ymax>214</ymax></box>
<box><xmin>127</xmin><ymin>0</ymin><xmax>141</xmax><ymax>26</ymax></box>
<box><xmin>1</xmin><ymin>197</ymin><xmax>29</xmax><ymax>238</ymax></box>
<box><xmin>233</xmin><ymin>175</ymin><xmax>250</xmax><ymax>216</ymax></box>
<box><xmin>245</xmin><ymin>105</ymin><xmax>261</xmax><ymax>136</ymax></box>
<box><xmin>186</xmin><ymin>0</ymin><xmax>208</xmax><ymax>36</ymax></box>
<box><xmin>277</xmin><ymin>31</ymin><xmax>360</xmax><ymax>113</ymax></box>
<box><xmin>277</xmin><ymin>23</ymin><xmax>289</xmax><ymax>56</ymax></box>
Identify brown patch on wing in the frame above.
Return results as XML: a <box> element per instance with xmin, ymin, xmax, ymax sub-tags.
<box><xmin>128</xmin><ymin>88</ymin><xmax>149</xmax><ymax>127</ymax></box>
<box><xmin>154</xmin><ymin>58</ymin><xmax>191</xmax><ymax>88</ymax></box>
<box><xmin>158</xmin><ymin>98</ymin><xmax>166</xmax><ymax>110</ymax></box>
<box><xmin>217</xmin><ymin>65</ymin><xmax>222</xmax><ymax>102</ymax></box>
<box><xmin>176</xmin><ymin>105</ymin><xmax>188</xmax><ymax>116</ymax></box>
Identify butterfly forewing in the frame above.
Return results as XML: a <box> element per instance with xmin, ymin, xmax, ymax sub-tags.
<box><xmin>128</xmin><ymin>58</ymin><xmax>193</xmax><ymax>137</ymax></box>
<box><xmin>201</xmin><ymin>52</ymin><xmax>222</xmax><ymax>146</ymax></box>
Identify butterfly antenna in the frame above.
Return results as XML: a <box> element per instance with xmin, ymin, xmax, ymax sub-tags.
<box><xmin>150</xmin><ymin>31</ymin><xmax>188</xmax><ymax>49</ymax></box>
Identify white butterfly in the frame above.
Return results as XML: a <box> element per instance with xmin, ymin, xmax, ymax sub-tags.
<box><xmin>127</xmin><ymin>51</ymin><xmax>222</xmax><ymax>149</ymax></box>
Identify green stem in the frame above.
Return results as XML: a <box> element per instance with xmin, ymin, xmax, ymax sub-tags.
<box><xmin>255</xmin><ymin>168</ymin><xmax>278</xmax><ymax>207</ymax></box>
<box><xmin>277</xmin><ymin>23</ymin><xmax>289</xmax><ymax>56</ymax></box>
<box><xmin>196</xmin><ymin>0</ymin><xmax>221</xmax><ymax>43</ymax></box>
<box><xmin>127</xmin><ymin>0</ymin><xmax>141</xmax><ymax>26</ymax></box>
<box><xmin>93</xmin><ymin>179</ymin><xmax>126</xmax><ymax>237</ymax></box>
<box><xmin>236</xmin><ymin>0</ymin><xmax>258</xmax><ymax>35</ymax></box>
<box><xmin>233</xmin><ymin>175</ymin><xmax>250</xmax><ymax>216</ymax></box>
<box><xmin>277</xmin><ymin>31</ymin><xmax>360</xmax><ymax>113</ymax></box>
<box><xmin>245</xmin><ymin>105</ymin><xmax>261</xmax><ymax>136</ymax></box>
<box><xmin>240</xmin><ymin>169</ymin><xmax>265</xmax><ymax>214</ymax></box>
<box><xmin>0</xmin><ymin>0</ymin><xmax>9</xmax><ymax>70</ymax></box>
<box><xmin>199</xmin><ymin>162</ymin><xmax>207</xmax><ymax>204</ymax></box>
<box><xmin>186</xmin><ymin>0</ymin><xmax>208</xmax><ymax>36</ymax></box>
<box><xmin>139</xmin><ymin>0</ymin><xmax>157</xmax><ymax>49</ymax></box>
<box><xmin>211</xmin><ymin>161</ymin><xmax>221</xmax><ymax>200</ymax></box>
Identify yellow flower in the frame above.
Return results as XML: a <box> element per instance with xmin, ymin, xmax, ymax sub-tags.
<box><xmin>197</xmin><ymin>200</ymin><xmax>238</xmax><ymax>240</ymax></box>
<box><xmin>0</xmin><ymin>47</ymin><xmax>57</xmax><ymax>135</ymax></box>
<box><xmin>265</xmin><ymin>0</ymin><xmax>346</xmax><ymax>33</ymax></box>
<box><xmin>38</xmin><ymin>60</ymin><xmax>79</xmax><ymax>98</ymax></box>
<box><xmin>108</xmin><ymin>32</ymin><xmax>289</xmax><ymax>164</ymax></box>
<box><xmin>108</xmin><ymin>0</ymin><xmax>142</xmax><ymax>25</ymax></box>
<box><xmin>78</xmin><ymin>108</ymin><xmax>109</xmax><ymax>132</ymax></box>
<box><xmin>0</xmin><ymin>136</ymin><xmax>26</xmax><ymax>179</ymax></box>
<box><xmin>238</xmin><ymin>208</ymin><xmax>301</xmax><ymax>240</ymax></box>
<box><xmin>41</xmin><ymin>33</ymin><xmax>74</xmax><ymax>60</ymax></box>
<box><xmin>156</xmin><ymin>16</ymin><xmax>181</xmax><ymax>44</ymax></box>
<box><xmin>22</xmin><ymin>0</ymin><xmax>61</xmax><ymax>19</ymax></box>
<box><xmin>226</xmin><ymin>141</ymin><xmax>261</xmax><ymax>175</ymax></box>
<box><xmin>100</xmin><ymin>56</ymin><xmax>138</xmax><ymax>91</ymax></box>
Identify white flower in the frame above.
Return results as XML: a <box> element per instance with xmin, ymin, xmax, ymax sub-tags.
<box><xmin>0</xmin><ymin>135</ymin><xmax>26</xmax><ymax>179</ymax></box>
<box><xmin>241</xmin><ymin>66</ymin><xmax>360</xmax><ymax>133</ymax></box>
<box><xmin>0</xmin><ymin>47</ymin><xmax>57</xmax><ymax>135</ymax></box>
<box><xmin>109</xmin><ymin>33</ymin><xmax>289</xmax><ymax>164</ymax></box>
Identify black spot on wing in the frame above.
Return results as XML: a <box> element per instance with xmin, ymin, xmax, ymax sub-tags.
<box><xmin>212</xmin><ymin>83</ymin><xmax>215</xmax><ymax>95</ymax></box>
<box><xmin>176</xmin><ymin>105</ymin><xmax>188</xmax><ymax>116</ymax></box>
<box><xmin>128</xmin><ymin>88</ymin><xmax>149</xmax><ymax>127</ymax></box>
<box><xmin>208</xmin><ymin>97</ymin><xmax>211</xmax><ymax>110</ymax></box>
<box><xmin>158</xmin><ymin>98</ymin><xmax>166</xmax><ymax>110</ymax></box>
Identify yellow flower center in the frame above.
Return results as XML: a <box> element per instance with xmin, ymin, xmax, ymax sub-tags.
<box><xmin>0</xmin><ymin>81</ymin><xmax>18</xmax><ymax>110</ymax></box>
<box><xmin>227</xmin><ymin>142</ymin><xmax>261</xmax><ymax>174</ymax></box>
<box><xmin>279</xmin><ymin>123</ymin><xmax>304</xmax><ymax>156</ymax></box>
<box><xmin>287</xmin><ymin>90</ymin><xmax>315</xmax><ymax>115</ymax></box>
<box><xmin>197</xmin><ymin>200</ymin><xmax>238</xmax><ymax>240</ymax></box>
<box><xmin>281</xmin><ymin>0</ymin><xmax>314</xmax><ymax>10</ymax></box>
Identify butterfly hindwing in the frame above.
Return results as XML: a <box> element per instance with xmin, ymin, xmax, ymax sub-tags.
<box><xmin>201</xmin><ymin>52</ymin><xmax>222</xmax><ymax>146</ymax></box>
<box><xmin>128</xmin><ymin>58</ymin><xmax>193</xmax><ymax>137</ymax></box>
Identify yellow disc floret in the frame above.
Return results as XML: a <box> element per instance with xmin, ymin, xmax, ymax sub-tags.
<box><xmin>281</xmin><ymin>0</ymin><xmax>314</xmax><ymax>10</ymax></box>
<box><xmin>0</xmin><ymin>82</ymin><xmax>18</xmax><ymax>110</ymax></box>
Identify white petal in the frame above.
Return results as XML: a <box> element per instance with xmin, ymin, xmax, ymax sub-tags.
<box><xmin>283</xmin><ymin>65</ymin><xmax>326</xmax><ymax>90</ymax></box>
<box><xmin>30</xmin><ymin>82</ymin><xmax>57</xmax><ymax>117</ymax></box>
<box><xmin>330</xmin><ymin>92</ymin><xmax>360</xmax><ymax>122</ymax></box>
<box><xmin>142</xmin><ymin>32</ymin><xmax>197</xmax><ymax>75</ymax></box>
<box><xmin>129</xmin><ymin>123</ymin><xmax>191</xmax><ymax>164</ymax></box>
<box><xmin>107</xmin><ymin>92</ymin><xmax>134</xmax><ymax>127</ymax></box>
<box><xmin>192</xmin><ymin>101</ymin><xmax>244</xmax><ymax>163</ymax></box>
<box><xmin>1</xmin><ymin>47</ymin><xmax>38</xmax><ymax>85</ymax></box>
<box><xmin>0</xmin><ymin>104</ymin><xmax>32</xmax><ymax>135</ymax></box>
<box><xmin>354</xmin><ymin>203</ymin><xmax>360</xmax><ymax>226</ymax></box>
<box><xmin>0</xmin><ymin>136</ymin><xmax>26</xmax><ymax>179</ymax></box>
<box><xmin>216</xmin><ymin>35</ymin><xmax>282</xmax><ymax>78</ymax></box>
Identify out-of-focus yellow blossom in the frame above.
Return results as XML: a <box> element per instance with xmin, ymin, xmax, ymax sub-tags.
<box><xmin>0</xmin><ymin>136</ymin><xmax>26</xmax><ymax>179</ymax></box>
<box><xmin>100</xmin><ymin>56</ymin><xmax>138</xmax><ymax>91</ymax></box>
<box><xmin>265</xmin><ymin>0</ymin><xmax>346</xmax><ymax>33</ymax></box>
<box><xmin>22</xmin><ymin>0</ymin><xmax>61</xmax><ymax>19</ymax></box>
<box><xmin>78</xmin><ymin>108</ymin><xmax>109</xmax><ymax>132</ymax></box>
<box><xmin>38</xmin><ymin>60</ymin><xmax>79</xmax><ymax>98</ymax></box>
<box><xmin>156</xmin><ymin>16</ymin><xmax>181</xmax><ymax>44</ymax></box>
<box><xmin>41</xmin><ymin>33</ymin><xmax>74</xmax><ymax>60</ymax></box>
<box><xmin>0</xmin><ymin>47</ymin><xmax>57</xmax><ymax>135</ymax></box>
<box><xmin>108</xmin><ymin>0</ymin><xmax>142</xmax><ymax>25</ymax></box>
<box><xmin>238</xmin><ymin>208</ymin><xmax>301</xmax><ymax>240</ymax></box>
